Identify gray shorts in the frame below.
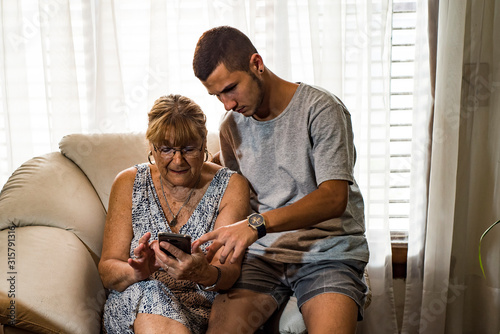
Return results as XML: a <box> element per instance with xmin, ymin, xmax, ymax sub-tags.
<box><xmin>232</xmin><ymin>253</ymin><xmax>368</xmax><ymax>320</ymax></box>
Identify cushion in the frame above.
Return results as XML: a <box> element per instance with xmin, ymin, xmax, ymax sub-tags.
<box><xmin>0</xmin><ymin>226</ymin><xmax>105</xmax><ymax>334</ymax></box>
<box><xmin>59</xmin><ymin>132</ymin><xmax>221</xmax><ymax>212</ymax></box>
<box><xmin>278</xmin><ymin>296</ymin><xmax>307</xmax><ymax>334</ymax></box>
<box><xmin>59</xmin><ymin>133</ymin><xmax>149</xmax><ymax>211</ymax></box>
<box><xmin>0</xmin><ymin>153</ymin><xmax>106</xmax><ymax>259</ymax></box>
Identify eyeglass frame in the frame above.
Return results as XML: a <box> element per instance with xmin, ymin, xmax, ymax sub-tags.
<box><xmin>152</xmin><ymin>141</ymin><xmax>204</xmax><ymax>160</ymax></box>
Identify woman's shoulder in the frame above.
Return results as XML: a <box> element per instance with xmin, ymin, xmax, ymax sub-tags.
<box><xmin>112</xmin><ymin>165</ymin><xmax>142</xmax><ymax>188</ymax></box>
<box><xmin>107</xmin><ymin>166</ymin><xmax>141</xmax><ymax>203</ymax></box>
<box><xmin>116</xmin><ymin>166</ymin><xmax>139</xmax><ymax>179</ymax></box>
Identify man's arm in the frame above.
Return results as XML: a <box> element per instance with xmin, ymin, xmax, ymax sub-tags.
<box><xmin>193</xmin><ymin>178</ymin><xmax>348</xmax><ymax>264</ymax></box>
<box><xmin>263</xmin><ymin>179</ymin><xmax>348</xmax><ymax>232</ymax></box>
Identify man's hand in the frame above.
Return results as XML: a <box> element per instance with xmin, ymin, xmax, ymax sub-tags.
<box><xmin>192</xmin><ymin>219</ymin><xmax>258</xmax><ymax>264</ymax></box>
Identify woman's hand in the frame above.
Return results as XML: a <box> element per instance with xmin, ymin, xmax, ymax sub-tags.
<box><xmin>127</xmin><ymin>232</ymin><xmax>160</xmax><ymax>281</ymax></box>
<box><xmin>152</xmin><ymin>241</ymin><xmax>214</xmax><ymax>285</ymax></box>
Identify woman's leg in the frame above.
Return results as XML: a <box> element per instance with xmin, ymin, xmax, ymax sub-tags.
<box><xmin>206</xmin><ymin>289</ymin><xmax>278</xmax><ymax>334</ymax></box>
<box><xmin>134</xmin><ymin>313</ymin><xmax>190</xmax><ymax>334</ymax></box>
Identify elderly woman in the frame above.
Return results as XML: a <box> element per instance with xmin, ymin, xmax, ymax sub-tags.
<box><xmin>98</xmin><ymin>94</ymin><xmax>249</xmax><ymax>334</ymax></box>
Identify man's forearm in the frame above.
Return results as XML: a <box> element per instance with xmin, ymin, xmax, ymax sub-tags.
<box><xmin>262</xmin><ymin>179</ymin><xmax>348</xmax><ymax>233</ymax></box>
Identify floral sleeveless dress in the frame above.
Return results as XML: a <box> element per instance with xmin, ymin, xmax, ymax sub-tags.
<box><xmin>103</xmin><ymin>163</ymin><xmax>234</xmax><ymax>334</ymax></box>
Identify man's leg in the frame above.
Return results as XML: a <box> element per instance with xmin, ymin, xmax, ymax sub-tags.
<box><xmin>206</xmin><ymin>288</ymin><xmax>278</xmax><ymax>334</ymax></box>
<box><xmin>301</xmin><ymin>292</ymin><xmax>358</xmax><ymax>334</ymax></box>
<box><xmin>291</xmin><ymin>259</ymin><xmax>367</xmax><ymax>334</ymax></box>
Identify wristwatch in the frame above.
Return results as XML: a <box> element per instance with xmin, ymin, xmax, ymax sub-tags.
<box><xmin>248</xmin><ymin>213</ymin><xmax>267</xmax><ymax>239</ymax></box>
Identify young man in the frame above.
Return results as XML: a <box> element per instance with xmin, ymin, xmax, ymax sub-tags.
<box><xmin>192</xmin><ymin>26</ymin><xmax>369</xmax><ymax>334</ymax></box>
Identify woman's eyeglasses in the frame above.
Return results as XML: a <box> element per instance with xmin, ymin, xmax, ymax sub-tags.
<box><xmin>153</xmin><ymin>143</ymin><xmax>203</xmax><ymax>159</ymax></box>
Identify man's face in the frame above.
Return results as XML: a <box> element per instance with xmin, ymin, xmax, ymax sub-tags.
<box><xmin>202</xmin><ymin>63</ymin><xmax>264</xmax><ymax>118</ymax></box>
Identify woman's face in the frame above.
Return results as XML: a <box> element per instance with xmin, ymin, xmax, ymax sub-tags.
<box><xmin>152</xmin><ymin>133</ymin><xmax>205</xmax><ymax>188</ymax></box>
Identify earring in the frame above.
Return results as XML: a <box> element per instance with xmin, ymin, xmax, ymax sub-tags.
<box><xmin>204</xmin><ymin>149</ymin><xmax>209</xmax><ymax>162</ymax></box>
<box><xmin>148</xmin><ymin>151</ymin><xmax>155</xmax><ymax>164</ymax></box>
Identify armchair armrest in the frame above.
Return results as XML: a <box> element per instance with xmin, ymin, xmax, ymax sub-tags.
<box><xmin>0</xmin><ymin>226</ymin><xmax>105</xmax><ymax>334</ymax></box>
<box><xmin>0</xmin><ymin>152</ymin><xmax>106</xmax><ymax>260</ymax></box>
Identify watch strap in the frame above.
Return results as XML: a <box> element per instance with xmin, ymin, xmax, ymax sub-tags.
<box><xmin>255</xmin><ymin>222</ymin><xmax>266</xmax><ymax>239</ymax></box>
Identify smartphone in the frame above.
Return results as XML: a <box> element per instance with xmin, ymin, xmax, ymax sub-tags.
<box><xmin>158</xmin><ymin>232</ymin><xmax>192</xmax><ymax>258</ymax></box>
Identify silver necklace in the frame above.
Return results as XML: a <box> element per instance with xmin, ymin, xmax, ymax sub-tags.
<box><xmin>159</xmin><ymin>175</ymin><xmax>200</xmax><ymax>227</ymax></box>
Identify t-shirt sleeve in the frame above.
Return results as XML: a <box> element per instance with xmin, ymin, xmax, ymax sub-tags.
<box><xmin>309</xmin><ymin>102</ymin><xmax>355</xmax><ymax>186</ymax></box>
<box><xmin>219</xmin><ymin>119</ymin><xmax>241</xmax><ymax>174</ymax></box>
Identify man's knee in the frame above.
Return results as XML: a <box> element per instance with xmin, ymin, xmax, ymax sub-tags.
<box><xmin>301</xmin><ymin>293</ymin><xmax>358</xmax><ymax>334</ymax></box>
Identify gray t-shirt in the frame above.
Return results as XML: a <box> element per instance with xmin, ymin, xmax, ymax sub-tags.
<box><xmin>219</xmin><ymin>83</ymin><xmax>369</xmax><ymax>263</ymax></box>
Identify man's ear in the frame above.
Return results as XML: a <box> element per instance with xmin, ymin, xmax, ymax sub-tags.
<box><xmin>249</xmin><ymin>53</ymin><xmax>264</xmax><ymax>73</ymax></box>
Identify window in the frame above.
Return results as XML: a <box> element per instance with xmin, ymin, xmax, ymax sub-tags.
<box><xmin>390</xmin><ymin>0</ymin><xmax>417</xmax><ymax>242</ymax></box>
<box><xmin>341</xmin><ymin>0</ymin><xmax>417</xmax><ymax>242</ymax></box>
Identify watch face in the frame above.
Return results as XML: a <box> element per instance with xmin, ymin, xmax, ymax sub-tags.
<box><xmin>249</xmin><ymin>213</ymin><xmax>264</xmax><ymax>227</ymax></box>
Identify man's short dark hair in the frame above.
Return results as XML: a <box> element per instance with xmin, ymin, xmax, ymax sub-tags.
<box><xmin>193</xmin><ymin>26</ymin><xmax>258</xmax><ymax>81</ymax></box>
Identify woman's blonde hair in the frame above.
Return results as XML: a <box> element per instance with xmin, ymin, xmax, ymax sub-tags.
<box><xmin>146</xmin><ymin>94</ymin><xmax>207</xmax><ymax>147</ymax></box>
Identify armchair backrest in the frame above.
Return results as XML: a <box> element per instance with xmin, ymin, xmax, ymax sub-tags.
<box><xmin>59</xmin><ymin>133</ymin><xmax>149</xmax><ymax>212</ymax></box>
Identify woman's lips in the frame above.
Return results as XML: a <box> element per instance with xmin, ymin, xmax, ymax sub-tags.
<box><xmin>169</xmin><ymin>168</ymin><xmax>189</xmax><ymax>174</ymax></box>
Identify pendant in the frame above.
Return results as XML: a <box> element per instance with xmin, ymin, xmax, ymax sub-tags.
<box><xmin>170</xmin><ymin>216</ymin><xmax>177</xmax><ymax>226</ymax></box>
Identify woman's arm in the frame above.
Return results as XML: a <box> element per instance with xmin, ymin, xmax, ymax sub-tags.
<box><xmin>202</xmin><ymin>172</ymin><xmax>250</xmax><ymax>290</ymax></box>
<box><xmin>154</xmin><ymin>171</ymin><xmax>250</xmax><ymax>291</ymax></box>
<box><xmin>98</xmin><ymin>167</ymin><xmax>159</xmax><ymax>292</ymax></box>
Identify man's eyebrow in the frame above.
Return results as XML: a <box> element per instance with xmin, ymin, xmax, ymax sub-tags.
<box><xmin>211</xmin><ymin>83</ymin><xmax>236</xmax><ymax>96</ymax></box>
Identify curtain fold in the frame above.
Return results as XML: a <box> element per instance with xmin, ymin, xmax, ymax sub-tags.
<box><xmin>400</xmin><ymin>0</ymin><xmax>432</xmax><ymax>332</ymax></box>
<box><xmin>419</xmin><ymin>2</ymin><xmax>467</xmax><ymax>332</ymax></box>
<box><xmin>446</xmin><ymin>0</ymin><xmax>500</xmax><ymax>332</ymax></box>
<box><xmin>1</xmin><ymin>2</ymin><xmax>35</xmax><ymax>174</ymax></box>
<box><xmin>94</xmin><ymin>0</ymin><xmax>126</xmax><ymax>132</ymax></box>
<box><xmin>350</xmin><ymin>1</ymin><xmax>398</xmax><ymax>333</ymax></box>
<box><xmin>402</xmin><ymin>0</ymin><xmax>500</xmax><ymax>333</ymax></box>
<box><xmin>38</xmin><ymin>0</ymin><xmax>82</xmax><ymax>145</ymax></box>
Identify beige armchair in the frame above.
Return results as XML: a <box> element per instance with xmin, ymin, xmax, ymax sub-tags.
<box><xmin>0</xmin><ymin>133</ymin><xmax>151</xmax><ymax>333</ymax></box>
<box><xmin>1</xmin><ymin>132</ymin><xmax>328</xmax><ymax>334</ymax></box>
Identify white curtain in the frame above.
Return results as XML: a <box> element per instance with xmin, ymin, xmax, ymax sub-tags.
<box><xmin>347</xmin><ymin>1</ymin><xmax>399</xmax><ymax>333</ymax></box>
<box><xmin>0</xmin><ymin>1</ymin><xmax>399</xmax><ymax>332</ymax></box>
<box><xmin>402</xmin><ymin>0</ymin><xmax>500</xmax><ymax>333</ymax></box>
